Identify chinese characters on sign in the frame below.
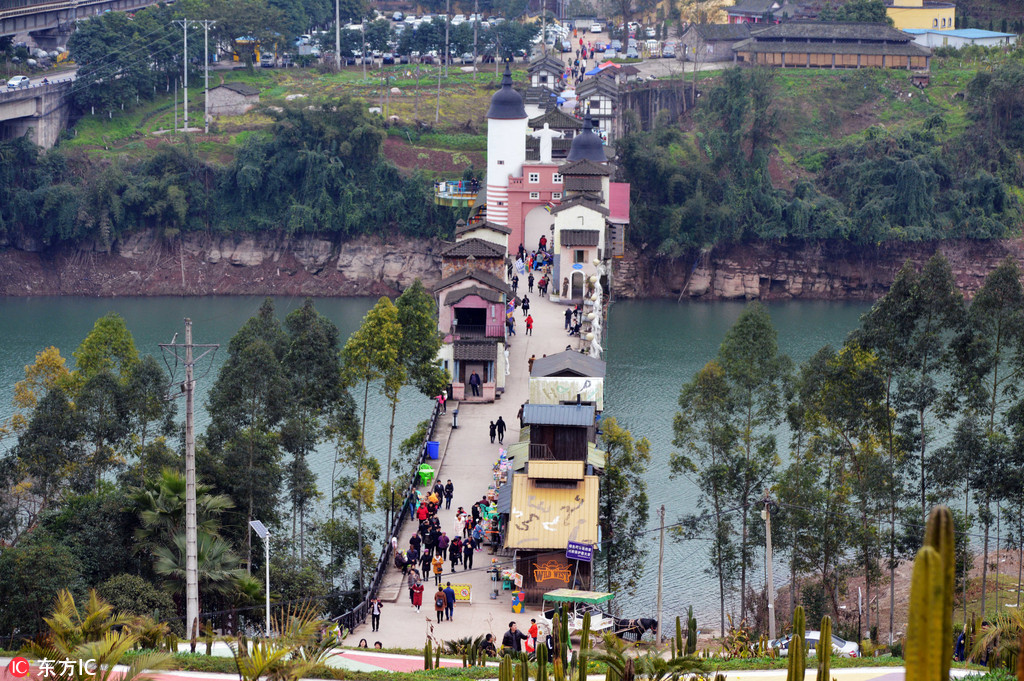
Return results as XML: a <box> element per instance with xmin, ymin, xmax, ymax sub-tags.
<box><xmin>566</xmin><ymin>540</ymin><xmax>594</xmax><ymax>562</ymax></box>
<box><xmin>9</xmin><ymin>658</ymin><xmax>99</xmax><ymax>678</ymax></box>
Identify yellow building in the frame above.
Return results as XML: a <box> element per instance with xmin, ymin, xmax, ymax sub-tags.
<box><xmin>887</xmin><ymin>0</ymin><xmax>956</xmax><ymax>30</ymax></box>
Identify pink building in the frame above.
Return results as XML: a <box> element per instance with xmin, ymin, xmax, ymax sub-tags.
<box><xmin>506</xmin><ymin>163</ymin><xmax>566</xmax><ymax>256</ymax></box>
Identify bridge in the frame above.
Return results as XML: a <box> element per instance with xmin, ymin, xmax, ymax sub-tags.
<box><xmin>1</xmin><ymin>0</ymin><xmax>159</xmax><ymax>46</ymax></box>
<box><xmin>0</xmin><ymin>76</ymin><xmax>74</xmax><ymax>147</ymax></box>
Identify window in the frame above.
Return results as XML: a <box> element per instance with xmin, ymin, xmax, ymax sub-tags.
<box><xmin>528</xmin><ymin>172</ymin><xmax>540</xmax><ymax>183</ymax></box>
<box><xmin>552</xmin><ymin>173</ymin><xmax>563</xmax><ymax>183</ymax></box>
<box><xmin>933</xmin><ymin>18</ymin><xmax>938</xmax><ymax>26</ymax></box>
<box><xmin>530</xmin><ymin>191</ymin><xmax>540</xmax><ymax>199</ymax></box>
<box><xmin>497</xmin><ymin>201</ymin><xmax>505</xmax><ymax>206</ymax></box>
<box><xmin>497</xmin><ymin>160</ymin><xmax>504</xmax><ymax>165</ymax></box>
<box><xmin>552</xmin><ymin>192</ymin><xmax>562</xmax><ymax>199</ymax></box>
<box><xmin>574</xmin><ymin>249</ymin><xmax>586</xmax><ymax>263</ymax></box>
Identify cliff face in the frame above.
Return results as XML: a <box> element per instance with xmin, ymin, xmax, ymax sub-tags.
<box><xmin>1</xmin><ymin>230</ymin><xmax>1022</xmax><ymax>299</ymax></box>
<box><xmin>612</xmin><ymin>239</ymin><xmax>1024</xmax><ymax>301</ymax></box>
<box><xmin>0</xmin><ymin>231</ymin><xmax>446</xmax><ymax>297</ymax></box>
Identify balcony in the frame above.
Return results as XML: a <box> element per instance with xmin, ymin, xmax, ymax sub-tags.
<box><xmin>434</xmin><ymin>179</ymin><xmax>479</xmax><ymax>207</ymax></box>
<box><xmin>450</xmin><ymin>323</ymin><xmax>506</xmax><ymax>339</ymax></box>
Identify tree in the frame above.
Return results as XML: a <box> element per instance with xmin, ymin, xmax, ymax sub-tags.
<box><xmin>672</xmin><ymin>360</ymin><xmax>739</xmax><ymax>635</ymax></box>
<box><xmin>282</xmin><ymin>299</ymin><xmax>344</xmax><ymax>560</ymax></box>
<box><xmin>0</xmin><ymin>534</ymin><xmax>84</xmax><ymax>637</ymax></box>
<box><xmin>206</xmin><ymin>299</ymin><xmax>289</xmax><ymax>570</ymax></box>
<box><xmin>72</xmin><ymin>312</ymin><xmax>139</xmax><ymax>385</ymax></box>
<box><xmin>7</xmin><ymin>345</ymin><xmax>71</xmax><ymax>435</ymax></box>
<box><xmin>340</xmin><ymin>297</ymin><xmax>402</xmax><ymax>594</ymax></box>
<box><xmin>819</xmin><ymin>0</ymin><xmax>893</xmax><ymax>24</ymax></box>
<box><xmin>96</xmin><ymin>574</ymin><xmax>176</xmax><ymax>621</ymax></box>
<box><xmin>715</xmin><ymin>303</ymin><xmax>790</xmax><ymax>621</ymax></box>
<box><xmin>597</xmin><ymin>417</ymin><xmax>651</xmax><ymax>604</ymax></box>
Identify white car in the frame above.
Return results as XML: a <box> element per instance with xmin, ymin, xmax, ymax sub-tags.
<box><xmin>6</xmin><ymin>75</ymin><xmax>30</xmax><ymax>89</ymax></box>
<box><xmin>591</xmin><ymin>23</ymin><xmax>603</xmax><ymax>33</ymax></box>
<box><xmin>771</xmin><ymin>631</ymin><xmax>859</xmax><ymax>658</ymax></box>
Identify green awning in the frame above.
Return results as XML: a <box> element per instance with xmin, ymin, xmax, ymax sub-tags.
<box><xmin>542</xmin><ymin>589</ymin><xmax>615</xmax><ymax>605</ymax></box>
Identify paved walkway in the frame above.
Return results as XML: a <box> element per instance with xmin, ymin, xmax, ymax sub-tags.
<box><xmin>344</xmin><ymin>284</ymin><xmax>586</xmax><ymax>650</ymax></box>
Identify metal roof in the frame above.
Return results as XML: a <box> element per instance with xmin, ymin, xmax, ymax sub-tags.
<box><xmin>487</xmin><ymin>64</ymin><xmax>528</xmax><ymax>120</ymax></box>
<box><xmin>496</xmin><ymin>478</ymin><xmax>513</xmax><ymax>514</ymax></box>
<box><xmin>531</xmin><ymin>350</ymin><xmax>606</xmax><ymax>378</ymax></box>
<box><xmin>504</xmin><ymin>475</ymin><xmax>600</xmax><ymax>550</ymax></box>
<box><xmin>522</xmin><ymin>403</ymin><xmax>595</xmax><ymax>427</ymax></box>
<box><xmin>509</xmin><ymin>441</ymin><xmax>607</xmax><ymax>470</ymax></box>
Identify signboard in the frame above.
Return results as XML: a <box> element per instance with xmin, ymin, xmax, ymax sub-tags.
<box><xmin>566</xmin><ymin>541</ymin><xmax>594</xmax><ymax>563</ymax></box>
<box><xmin>572</xmin><ymin>263</ymin><xmax>584</xmax><ymax>270</ymax></box>
<box><xmin>452</xmin><ymin>584</ymin><xmax>473</xmax><ymax>603</ymax></box>
<box><xmin>514</xmin><ymin>572</ymin><xmax>524</xmax><ymax>587</ymax></box>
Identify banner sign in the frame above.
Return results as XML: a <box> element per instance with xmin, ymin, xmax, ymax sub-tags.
<box><xmin>566</xmin><ymin>541</ymin><xmax>594</xmax><ymax>562</ymax></box>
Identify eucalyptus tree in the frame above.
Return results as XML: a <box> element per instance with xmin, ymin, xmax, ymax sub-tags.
<box><xmin>950</xmin><ymin>256</ymin><xmax>1024</xmax><ymax>617</ymax></box>
<box><xmin>282</xmin><ymin>299</ymin><xmax>344</xmax><ymax>560</ymax></box>
<box><xmin>715</xmin><ymin>302</ymin><xmax>790</xmax><ymax>620</ymax></box>
<box><xmin>672</xmin><ymin>359</ymin><xmax>740</xmax><ymax>635</ymax></box>
<box><xmin>340</xmin><ymin>297</ymin><xmax>402</xmax><ymax>594</ymax></box>
<box><xmin>205</xmin><ymin>299</ymin><xmax>290</xmax><ymax>571</ymax></box>
<box><xmin>597</xmin><ymin>418</ymin><xmax>651</xmax><ymax>605</ymax></box>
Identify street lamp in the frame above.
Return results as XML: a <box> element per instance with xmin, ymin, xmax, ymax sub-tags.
<box><xmin>249</xmin><ymin>520</ymin><xmax>271</xmax><ymax>637</ymax></box>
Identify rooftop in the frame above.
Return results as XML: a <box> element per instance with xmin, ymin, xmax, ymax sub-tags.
<box><xmin>455</xmin><ymin>220</ymin><xmax>512</xmax><ymax>237</ymax></box>
<box><xmin>446</xmin><ymin>285</ymin><xmax>505</xmax><ymax>305</ymax></box>
<box><xmin>529</xmin><ymin>107</ymin><xmax>583</xmax><ymax>130</ymax></box>
<box><xmin>440</xmin><ymin>237</ymin><xmax>506</xmax><ymax>259</ymax></box>
<box><xmin>559</xmin><ymin>158</ymin><xmax>612</xmax><ymax>177</ymax></box>
<box><xmin>684</xmin><ymin>23</ymin><xmax>753</xmax><ymax>41</ymax></box>
<box><xmin>217</xmin><ymin>82</ymin><xmax>260</xmax><ymax>96</ymax></box>
<box><xmin>902</xmin><ymin>28</ymin><xmax>1016</xmax><ymax>38</ymax></box>
<box><xmin>550</xmin><ymin>195</ymin><xmax>609</xmax><ymax>216</ymax></box>
<box><xmin>560</xmin><ymin>229</ymin><xmax>601</xmax><ymax>246</ymax></box>
<box><xmin>741</xmin><ymin>20</ymin><xmax>916</xmax><ymax>42</ymax></box>
<box><xmin>522</xmin><ymin>403</ymin><xmax>596</xmax><ymax>427</ymax></box>
<box><xmin>452</xmin><ymin>341</ymin><xmax>499</xmax><ymax>361</ymax></box>
<box><xmin>531</xmin><ymin>350</ymin><xmax>607</xmax><ymax>379</ymax></box>
<box><xmin>433</xmin><ymin>268</ymin><xmax>512</xmax><ymax>296</ymax></box>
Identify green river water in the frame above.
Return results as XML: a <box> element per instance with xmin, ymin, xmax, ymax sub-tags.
<box><xmin>0</xmin><ymin>296</ymin><xmax>872</xmax><ymax>624</ymax></box>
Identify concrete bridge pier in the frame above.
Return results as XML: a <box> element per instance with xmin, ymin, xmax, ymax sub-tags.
<box><xmin>0</xmin><ymin>80</ymin><xmax>73</xmax><ymax>149</ymax></box>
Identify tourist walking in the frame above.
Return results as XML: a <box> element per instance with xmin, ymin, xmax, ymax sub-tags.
<box><xmin>444</xmin><ymin>582</ymin><xmax>457</xmax><ymax>620</ymax></box>
<box><xmin>564</xmin><ymin>307</ymin><xmax>572</xmax><ymax>329</ymax></box>
<box><xmin>450</xmin><ymin>536</ymin><xmax>461</xmax><ymax>570</ymax></box>
<box><xmin>521</xmin><ymin>296</ymin><xmax>530</xmax><ymax>316</ymax></box>
<box><xmin>444</xmin><ymin>479</ymin><xmax>454</xmax><ymax>510</ymax></box>
<box><xmin>525</xmin><ymin>315</ymin><xmax>533</xmax><ymax>335</ymax></box>
<box><xmin>489</xmin><ymin>420</ymin><xmax>497</xmax><ymax>443</ymax></box>
<box><xmin>434</xmin><ymin>588</ymin><xmax>446</xmax><ymax>623</ymax></box>
<box><xmin>411</xmin><ymin>579</ymin><xmax>424</xmax><ymax>611</ymax></box>
<box><xmin>437</xmin><ymin>531</ymin><xmax>450</xmax><ymax>560</ymax></box>
<box><xmin>370</xmin><ymin>598</ymin><xmax>383</xmax><ymax>632</ymax></box>
<box><xmin>469</xmin><ymin>371</ymin><xmax>482</xmax><ymax>397</ymax></box>
<box><xmin>436</xmin><ymin>392</ymin><xmax>446</xmax><ymax>414</ymax></box>
<box><xmin>511</xmin><ymin>275</ymin><xmax>519</xmax><ymax>294</ymax></box>
<box><xmin>432</xmin><ymin>554</ymin><xmax>444</xmax><ymax>585</ymax></box>
<box><xmin>420</xmin><ymin>551</ymin><xmax>432</xmax><ymax>579</ymax></box>
<box><xmin>407</xmin><ymin>571</ymin><xmax>420</xmax><ymax>606</ymax></box>
<box><xmin>495</xmin><ymin>416</ymin><xmax>507</xmax><ymax>444</ymax></box>
<box><xmin>462</xmin><ymin>538</ymin><xmax>474</xmax><ymax>570</ymax></box>
<box><xmin>528</xmin><ymin>273</ymin><xmax>535</xmax><ymax>292</ymax></box>
<box><xmin>528</xmin><ymin>354</ymin><xmax>536</xmax><ymax>373</ymax></box>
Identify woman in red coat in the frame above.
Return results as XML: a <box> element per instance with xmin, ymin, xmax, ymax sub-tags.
<box><xmin>411</xmin><ymin>582</ymin><xmax>424</xmax><ymax>612</ymax></box>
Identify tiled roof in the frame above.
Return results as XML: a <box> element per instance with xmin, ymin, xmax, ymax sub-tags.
<box><xmin>219</xmin><ymin>82</ymin><xmax>260</xmax><ymax>96</ymax></box>
<box><xmin>447</xmin><ymin>285</ymin><xmax>504</xmax><ymax>305</ymax></box>
<box><xmin>577</xmin><ymin>77</ymin><xmax>619</xmax><ymax>99</ymax></box>
<box><xmin>529</xmin><ymin>107</ymin><xmax>583</xmax><ymax>130</ymax></box>
<box><xmin>455</xmin><ymin>220</ymin><xmax>512</xmax><ymax>236</ymax></box>
<box><xmin>685</xmin><ymin>23</ymin><xmax>752</xmax><ymax>41</ymax></box>
<box><xmin>734</xmin><ymin>36</ymin><xmax>931</xmax><ymax>55</ymax></box>
<box><xmin>559</xmin><ymin>159</ymin><xmax>612</xmax><ymax>176</ymax></box>
<box><xmin>551</xmin><ymin>195</ymin><xmax>609</xmax><ymax>216</ymax></box>
<box><xmin>560</xmin><ymin>229</ymin><xmax>601</xmax><ymax>246</ymax></box>
<box><xmin>441</xmin><ymin>237</ymin><xmax>505</xmax><ymax>258</ymax></box>
<box><xmin>434</xmin><ymin>268</ymin><xmax>512</xmax><ymax>296</ymax></box>
<box><xmin>453</xmin><ymin>341</ymin><xmax>499</xmax><ymax>361</ymax></box>
<box><xmin>728</xmin><ymin>0</ymin><xmax>782</xmax><ymax>15</ymax></box>
<box><xmin>528</xmin><ymin>54</ymin><xmax>567</xmax><ymax>74</ymax></box>
<box><xmin>531</xmin><ymin>350</ymin><xmax>607</xmax><ymax>378</ymax></box>
<box><xmin>744</xmin><ymin>20</ymin><xmax>915</xmax><ymax>42</ymax></box>
<box><xmin>564</xmin><ymin>176</ymin><xmax>603</xmax><ymax>192</ymax></box>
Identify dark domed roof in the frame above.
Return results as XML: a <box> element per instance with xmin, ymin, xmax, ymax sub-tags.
<box><xmin>566</xmin><ymin>112</ymin><xmax>606</xmax><ymax>163</ymax></box>
<box><xmin>487</xmin><ymin>63</ymin><xmax>527</xmax><ymax>120</ymax></box>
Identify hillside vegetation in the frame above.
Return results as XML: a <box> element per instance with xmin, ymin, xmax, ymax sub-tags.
<box><xmin>619</xmin><ymin>49</ymin><xmax>1024</xmax><ymax>254</ymax></box>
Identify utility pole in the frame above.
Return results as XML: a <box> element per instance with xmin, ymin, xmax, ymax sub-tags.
<box><xmin>160</xmin><ymin>321</ymin><xmax>219</xmax><ymax>648</ymax></box>
<box><xmin>173</xmin><ymin>19</ymin><xmax>192</xmax><ymax>131</ymax></box>
<box><xmin>334</xmin><ymin>0</ymin><xmax>341</xmax><ymax>69</ymax></box>
<box><xmin>763</xmin><ymin>491</ymin><xmax>776</xmax><ymax>640</ymax></box>
<box><xmin>656</xmin><ymin>504</ymin><xmax>665</xmax><ymax>645</ymax></box>
<box><xmin>473</xmin><ymin>0</ymin><xmax>479</xmax><ymax>77</ymax></box>
<box><xmin>361</xmin><ymin>20</ymin><xmax>366</xmax><ymax>79</ymax></box>
<box><xmin>199</xmin><ymin>20</ymin><xmax>216</xmax><ymax>134</ymax></box>
<box><xmin>444</xmin><ymin>0</ymin><xmax>450</xmax><ymax>78</ymax></box>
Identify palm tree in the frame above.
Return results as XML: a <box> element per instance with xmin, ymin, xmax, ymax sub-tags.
<box><xmin>970</xmin><ymin>608</ymin><xmax>1024</xmax><ymax>667</ymax></box>
<box><xmin>152</xmin><ymin>530</ymin><xmax>247</xmax><ymax>600</ymax></box>
<box><xmin>132</xmin><ymin>467</ymin><xmax>234</xmax><ymax>548</ymax></box>
<box><xmin>590</xmin><ymin>633</ymin><xmax>710</xmax><ymax>681</ymax></box>
<box><xmin>27</xmin><ymin>590</ymin><xmax>171</xmax><ymax>681</ymax></box>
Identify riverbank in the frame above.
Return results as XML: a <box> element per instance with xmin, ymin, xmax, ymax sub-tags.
<box><xmin>2</xmin><ymin>231</ymin><xmax>1023</xmax><ymax>301</ymax></box>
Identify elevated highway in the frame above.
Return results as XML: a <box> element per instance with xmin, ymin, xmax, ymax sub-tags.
<box><xmin>0</xmin><ymin>74</ymin><xmax>74</xmax><ymax>147</ymax></box>
<box><xmin>1</xmin><ymin>0</ymin><xmax>159</xmax><ymax>43</ymax></box>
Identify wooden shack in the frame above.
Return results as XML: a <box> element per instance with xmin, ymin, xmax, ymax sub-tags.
<box><xmin>732</xmin><ymin>21</ymin><xmax>932</xmax><ymax>69</ymax></box>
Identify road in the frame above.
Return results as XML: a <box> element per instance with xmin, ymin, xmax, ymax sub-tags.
<box><xmin>3</xmin><ymin>68</ymin><xmax>77</xmax><ymax>92</ymax></box>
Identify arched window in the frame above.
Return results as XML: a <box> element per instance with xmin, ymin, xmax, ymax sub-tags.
<box><xmin>933</xmin><ymin>18</ymin><xmax>939</xmax><ymax>27</ymax></box>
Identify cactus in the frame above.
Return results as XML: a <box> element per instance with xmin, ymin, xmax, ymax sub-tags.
<box><xmin>500</xmin><ymin>654</ymin><xmax>513</xmax><ymax>681</ymax></box>
<box><xmin>923</xmin><ymin>505</ymin><xmax>955</xmax><ymax>681</ymax></box>
<box><xmin>816</xmin><ymin>616</ymin><xmax>832</xmax><ymax>681</ymax></box>
<box><xmin>425</xmin><ymin>638</ymin><xmax>433</xmax><ymax>670</ymax></box>
<box><xmin>686</xmin><ymin>606</ymin><xmax>697</xmax><ymax>655</ymax></box>
<box><xmin>675</xmin><ymin>615</ymin><xmax>683</xmax><ymax>658</ymax></box>
<box><xmin>786</xmin><ymin>606</ymin><xmax>805</xmax><ymax>681</ymax></box>
<box><xmin>537</xmin><ymin>637</ymin><xmax>549</xmax><ymax>681</ymax></box>
<box><xmin>560</xmin><ymin>605</ymin><xmax>570</xmax><ymax>669</ymax></box>
<box><xmin>578</xmin><ymin>611</ymin><xmax>591</xmax><ymax>681</ymax></box>
<box><xmin>966</xmin><ymin>613</ymin><xmax>976</xmax><ymax>660</ymax></box>
<box><xmin>436</xmin><ymin>643</ymin><xmax>441</xmax><ymax>669</ymax></box>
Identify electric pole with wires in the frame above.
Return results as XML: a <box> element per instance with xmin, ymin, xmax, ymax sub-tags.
<box><xmin>160</xmin><ymin>319</ymin><xmax>218</xmax><ymax>650</ymax></box>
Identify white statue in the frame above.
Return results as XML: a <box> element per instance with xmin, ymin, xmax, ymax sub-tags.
<box><xmin>531</xmin><ymin>122</ymin><xmax>564</xmax><ymax>165</ymax></box>
<box><xmin>589</xmin><ymin>261</ymin><xmax>607</xmax><ymax>360</ymax></box>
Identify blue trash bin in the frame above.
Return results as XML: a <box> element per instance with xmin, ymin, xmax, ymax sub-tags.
<box><xmin>426</xmin><ymin>441</ymin><xmax>440</xmax><ymax>460</ymax></box>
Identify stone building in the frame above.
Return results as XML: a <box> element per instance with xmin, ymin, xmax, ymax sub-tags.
<box><xmin>679</xmin><ymin>23</ymin><xmax>751</xmax><ymax>62</ymax></box>
<box><xmin>206</xmin><ymin>82</ymin><xmax>260</xmax><ymax>117</ymax></box>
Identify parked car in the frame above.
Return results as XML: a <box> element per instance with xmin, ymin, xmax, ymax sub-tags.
<box><xmin>560</xmin><ymin>39</ymin><xmax>572</xmax><ymax>52</ymax></box>
<box><xmin>645</xmin><ymin>27</ymin><xmax>657</xmax><ymax>38</ymax></box>
<box><xmin>398</xmin><ymin>53</ymin><xmax>410</xmax><ymax>64</ymax></box>
<box><xmin>591</xmin><ymin>22</ymin><xmax>603</xmax><ymax>33</ymax></box>
<box><xmin>461</xmin><ymin>52</ymin><xmax>474</xmax><ymax>64</ymax></box>
<box><xmin>392</xmin><ymin>10</ymin><xmax>404</xmax><ymax>20</ymax></box>
<box><xmin>593</xmin><ymin>42</ymin><xmax>606</xmax><ymax>52</ymax></box>
<box><xmin>662</xmin><ymin>42</ymin><xmax>676</xmax><ymax>57</ymax></box>
<box><xmin>770</xmin><ymin>631</ymin><xmax>859</xmax><ymax>658</ymax></box>
<box><xmin>626</xmin><ymin>47</ymin><xmax>639</xmax><ymax>59</ymax></box>
<box><xmin>382</xmin><ymin>52</ymin><xmax>395</xmax><ymax>64</ymax></box>
<box><xmin>6</xmin><ymin>75</ymin><xmax>30</xmax><ymax>89</ymax></box>
<box><xmin>609</xmin><ymin>39</ymin><xmax>622</xmax><ymax>50</ymax></box>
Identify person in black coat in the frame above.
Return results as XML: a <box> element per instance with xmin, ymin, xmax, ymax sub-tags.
<box><xmin>502</xmin><ymin>622</ymin><xmax>529</xmax><ymax>653</ymax></box>
<box><xmin>495</xmin><ymin>416</ymin><xmax>507</xmax><ymax>444</ymax></box>
<box><xmin>444</xmin><ymin>479</ymin><xmax>455</xmax><ymax>510</ymax></box>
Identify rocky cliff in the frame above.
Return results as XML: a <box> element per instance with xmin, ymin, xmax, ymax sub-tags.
<box><xmin>0</xmin><ymin>231</ymin><xmax>446</xmax><ymax>297</ymax></box>
<box><xmin>612</xmin><ymin>239</ymin><xmax>1024</xmax><ymax>301</ymax></box>
<box><xmin>0</xmin><ymin>230</ymin><xmax>1021</xmax><ymax>299</ymax></box>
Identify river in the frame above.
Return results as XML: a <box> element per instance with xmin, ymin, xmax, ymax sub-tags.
<box><xmin>0</xmin><ymin>296</ymin><xmax>872</xmax><ymax>626</ymax></box>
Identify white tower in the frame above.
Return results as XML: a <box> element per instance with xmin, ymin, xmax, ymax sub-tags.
<box><xmin>486</xmin><ymin>63</ymin><xmax>528</xmax><ymax>227</ymax></box>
